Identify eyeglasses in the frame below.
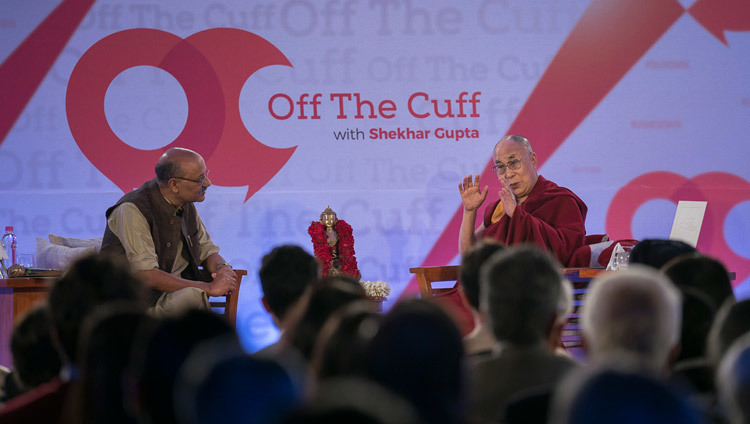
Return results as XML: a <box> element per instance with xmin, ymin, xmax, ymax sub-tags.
<box><xmin>492</xmin><ymin>153</ymin><xmax>530</xmax><ymax>175</ymax></box>
<box><xmin>173</xmin><ymin>169</ymin><xmax>210</xmax><ymax>185</ymax></box>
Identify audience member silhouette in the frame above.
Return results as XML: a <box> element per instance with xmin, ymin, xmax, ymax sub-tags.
<box><xmin>469</xmin><ymin>246</ymin><xmax>578</xmax><ymax>423</ymax></box>
<box><xmin>662</xmin><ymin>253</ymin><xmax>735</xmax><ymax>311</ymax></box>
<box><xmin>661</xmin><ymin>254</ymin><xmax>735</xmax><ymax>412</ymax></box>
<box><xmin>258</xmin><ymin>244</ymin><xmax>320</xmax><ymax>331</ymax></box>
<box><xmin>128</xmin><ymin>308</ymin><xmax>236</xmax><ymax>424</ymax></box>
<box><xmin>174</xmin><ymin>336</ymin><xmax>300</xmax><ymax>424</ymax></box>
<box><xmin>283</xmin><ymin>276</ymin><xmax>367</xmax><ymax>363</ymax></box>
<box><xmin>581</xmin><ymin>265</ymin><xmax>681</xmax><ymax>376</ymax></box>
<box><xmin>716</xmin><ymin>333</ymin><xmax>750</xmax><ymax>424</ymax></box>
<box><xmin>280</xmin><ymin>377</ymin><xmax>420</xmax><ymax>424</ymax></box>
<box><xmin>666</xmin><ymin>287</ymin><xmax>719</xmax><ymax>410</ymax></box>
<box><xmin>628</xmin><ymin>238</ymin><xmax>697</xmax><ymax>269</ymax></box>
<box><xmin>707</xmin><ymin>299</ymin><xmax>750</xmax><ymax>370</ymax></box>
<box><xmin>367</xmin><ymin>298</ymin><xmax>465</xmax><ymax>424</ymax></box>
<box><xmin>311</xmin><ymin>300</ymin><xmax>381</xmax><ymax>380</ymax></box>
<box><xmin>0</xmin><ymin>253</ymin><xmax>148</xmax><ymax>424</ymax></box>
<box><xmin>67</xmin><ymin>303</ymin><xmax>151</xmax><ymax>424</ymax></box>
<box><xmin>460</xmin><ymin>240</ymin><xmax>505</xmax><ymax>357</ymax></box>
<box><xmin>550</xmin><ymin>367</ymin><xmax>705</xmax><ymax>424</ymax></box>
<box><xmin>3</xmin><ymin>303</ymin><xmax>61</xmax><ymax>402</ymax></box>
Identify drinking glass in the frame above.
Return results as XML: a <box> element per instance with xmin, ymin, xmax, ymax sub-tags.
<box><xmin>614</xmin><ymin>251</ymin><xmax>630</xmax><ymax>270</ymax></box>
<box><xmin>17</xmin><ymin>253</ymin><xmax>35</xmax><ymax>268</ymax></box>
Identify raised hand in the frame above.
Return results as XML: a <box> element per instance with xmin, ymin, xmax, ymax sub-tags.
<box><xmin>459</xmin><ymin>174</ymin><xmax>488</xmax><ymax>212</ymax></box>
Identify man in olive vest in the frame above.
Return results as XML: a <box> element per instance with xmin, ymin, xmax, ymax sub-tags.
<box><xmin>101</xmin><ymin>147</ymin><xmax>236</xmax><ymax>315</ymax></box>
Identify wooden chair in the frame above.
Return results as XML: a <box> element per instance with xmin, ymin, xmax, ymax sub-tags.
<box><xmin>209</xmin><ymin>269</ymin><xmax>246</xmax><ymax>327</ymax></box>
<box><xmin>408</xmin><ymin>265</ymin><xmax>460</xmax><ymax>298</ymax></box>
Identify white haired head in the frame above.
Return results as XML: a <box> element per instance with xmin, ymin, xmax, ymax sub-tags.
<box><xmin>581</xmin><ymin>265</ymin><xmax>682</xmax><ymax>375</ymax></box>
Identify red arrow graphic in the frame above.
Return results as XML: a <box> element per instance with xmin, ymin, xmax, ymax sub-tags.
<box><xmin>0</xmin><ymin>0</ymin><xmax>96</xmax><ymax>146</ymax></box>
<box><xmin>689</xmin><ymin>0</ymin><xmax>750</xmax><ymax>45</ymax></box>
<box><xmin>402</xmin><ymin>0</ymin><xmax>686</xmax><ymax>296</ymax></box>
<box><xmin>183</xmin><ymin>28</ymin><xmax>297</xmax><ymax>202</ymax></box>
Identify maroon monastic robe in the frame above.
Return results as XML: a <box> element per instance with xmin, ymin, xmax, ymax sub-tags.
<box><xmin>436</xmin><ymin>176</ymin><xmax>589</xmax><ymax>336</ymax></box>
<box><xmin>482</xmin><ymin>175</ymin><xmax>587</xmax><ymax>267</ymax></box>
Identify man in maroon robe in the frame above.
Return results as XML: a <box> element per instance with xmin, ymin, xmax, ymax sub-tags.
<box><xmin>458</xmin><ymin>135</ymin><xmax>587</xmax><ymax>267</ymax></box>
<box><xmin>434</xmin><ymin>135</ymin><xmax>588</xmax><ymax>336</ymax></box>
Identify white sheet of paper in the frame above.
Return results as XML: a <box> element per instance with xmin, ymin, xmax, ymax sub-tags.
<box><xmin>0</xmin><ymin>248</ymin><xmax>7</xmax><ymax>261</ymax></box>
<box><xmin>669</xmin><ymin>201</ymin><xmax>707</xmax><ymax>247</ymax></box>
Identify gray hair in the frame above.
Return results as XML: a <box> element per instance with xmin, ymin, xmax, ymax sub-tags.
<box><xmin>717</xmin><ymin>333</ymin><xmax>750</xmax><ymax>424</ymax></box>
<box><xmin>480</xmin><ymin>245</ymin><xmax>561</xmax><ymax>345</ymax></box>
<box><xmin>581</xmin><ymin>265</ymin><xmax>682</xmax><ymax>374</ymax></box>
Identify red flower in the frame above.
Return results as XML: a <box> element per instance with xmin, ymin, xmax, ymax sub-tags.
<box><xmin>308</xmin><ymin>219</ymin><xmax>360</xmax><ymax>278</ymax></box>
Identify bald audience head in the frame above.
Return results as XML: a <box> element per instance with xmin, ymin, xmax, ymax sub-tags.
<box><xmin>581</xmin><ymin>266</ymin><xmax>682</xmax><ymax>375</ymax></box>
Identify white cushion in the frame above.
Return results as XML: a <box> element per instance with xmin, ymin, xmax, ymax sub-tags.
<box><xmin>48</xmin><ymin>234</ymin><xmax>102</xmax><ymax>252</ymax></box>
<box><xmin>36</xmin><ymin>237</ymin><xmax>96</xmax><ymax>270</ymax></box>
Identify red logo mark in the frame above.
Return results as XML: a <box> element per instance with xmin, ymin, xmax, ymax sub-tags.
<box><xmin>689</xmin><ymin>0</ymin><xmax>750</xmax><ymax>45</ymax></box>
<box><xmin>66</xmin><ymin>28</ymin><xmax>296</xmax><ymax>201</ymax></box>
<box><xmin>606</xmin><ymin>171</ymin><xmax>750</xmax><ymax>286</ymax></box>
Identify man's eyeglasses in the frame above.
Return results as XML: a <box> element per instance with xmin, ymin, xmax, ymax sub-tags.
<box><xmin>173</xmin><ymin>170</ymin><xmax>210</xmax><ymax>185</ymax></box>
<box><xmin>492</xmin><ymin>153</ymin><xmax>530</xmax><ymax>175</ymax></box>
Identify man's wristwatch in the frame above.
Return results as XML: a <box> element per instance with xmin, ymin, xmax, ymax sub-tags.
<box><xmin>217</xmin><ymin>262</ymin><xmax>232</xmax><ymax>271</ymax></box>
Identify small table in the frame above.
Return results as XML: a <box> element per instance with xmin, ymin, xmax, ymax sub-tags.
<box><xmin>0</xmin><ymin>275</ymin><xmax>60</xmax><ymax>367</ymax></box>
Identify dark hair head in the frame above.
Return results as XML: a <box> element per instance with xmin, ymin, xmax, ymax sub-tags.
<box><xmin>285</xmin><ymin>276</ymin><xmax>366</xmax><ymax>361</ymax></box>
<box><xmin>281</xmin><ymin>378</ymin><xmax>420</xmax><ymax>424</ymax></box>
<box><xmin>481</xmin><ymin>246</ymin><xmax>561</xmax><ymax>345</ymax></box>
<box><xmin>628</xmin><ymin>239</ymin><xmax>697</xmax><ymax>270</ymax></box>
<box><xmin>663</xmin><ymin>253</ymin><xmax>734</xmax><ymax>310</ymax></box>
<box><xmin>48</xmin><ymin>253</ymin><xmax>149</xmax><ymax>362</ymax></box>
<box><xmin>552</xmin><ymin>367</ymin><xmax>704</xmax><ymax>424</ymax></box>
<box><xmin>259</xmin><ymin>245</ymin><xmax>320</xmax><ymax>321</ymax></box>
<box><xmin>129</xmin><ymin>308</ymin><xmax>236</xmax><ymax>424</ymax></box>
<box><xmin>10</xmin><ymin>303</ymin><xmax>62</xmax><ymax>391</ymax></box>
<box><xmin>72</xmin><ymin>303</ymin><xmax>150</xmax><ymax>424</ymax></box>
<box><xmin>708</xmin><ymin>299</ymin><xmax>750</xmax><ymax>368</ymax></box>
<box><xmin>312</xmin><ymin>301</ymin><xmax>381</xmax><ymax>380</ymax></box>
<box><xmin>675</xmin><ymin>287</ymin><xmax>716</xmax><ymax>362</ymax></box>
<box><xmin>460</xmin><ymin>240</ymin><xmax>505</xmax><ymax>309</ymax></box>
<box><xmin>367</xmin><ymin>299</ymin><xmax>465</xmax><ymax>424</ymax></box>
<box><xmin>175</xmin><ymin>337</ymin><xmax>299</xmax><ymax>424</ymax></box>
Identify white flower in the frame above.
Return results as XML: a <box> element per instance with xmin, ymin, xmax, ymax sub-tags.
<box><xmin>359</xmin><ymin>280</ymin><xmax>391</xmax><ymax>298</ymax></box>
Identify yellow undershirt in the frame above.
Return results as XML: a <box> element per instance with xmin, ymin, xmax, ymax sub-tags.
<box><xmin>490</xmin><ymin>201</ymin><xmax>505</xmax><ymax>224</ymax></box>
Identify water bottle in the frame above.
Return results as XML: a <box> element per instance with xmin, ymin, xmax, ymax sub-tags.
<box><xmin>2</xmin><ymin>226</ymin><xmax>18</xmax><ymax>267</ymax></box>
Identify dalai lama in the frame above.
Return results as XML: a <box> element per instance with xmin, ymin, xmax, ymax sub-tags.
<box><xmin>458</xmin><ymin>134</ymin><xmax>587</xmax><ymax>267</ymax></box>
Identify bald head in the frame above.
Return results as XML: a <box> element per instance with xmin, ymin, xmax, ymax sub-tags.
<box><xmin>155</xmin><ymin>148</ymin><xmax>203</xmax><ymax>184</ymax></box>
<box><xmin>494</xmin><ymin>135</ymin><xmax>533</xmax><ymax>155</ymax></box>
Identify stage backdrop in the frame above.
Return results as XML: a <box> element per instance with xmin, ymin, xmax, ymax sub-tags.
<box><xmin>1</xmin><ymin>0</ymin><xmax>749</xmax><ymax>351</ymax></box>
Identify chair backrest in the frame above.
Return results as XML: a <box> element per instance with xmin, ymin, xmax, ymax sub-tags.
<box><xmin>208</xmin><ymin>269</ymin><xmax>246</xmax><ymax>327</ymax></box>
<box><xmin>409</xmin><ymin>266</ymin><xmax>460</xmax><ymax>298</ymax></box>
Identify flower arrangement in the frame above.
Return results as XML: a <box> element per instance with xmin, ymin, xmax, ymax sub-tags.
<box><xmin>359</xmin><ymin>280</ymin><xmax>391</xmax><ymax>299</ymax></box>
<box><xmin>308</xmin><ymin>219</ymin><xmax>360</xmax><ymax>278</ymax></box>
